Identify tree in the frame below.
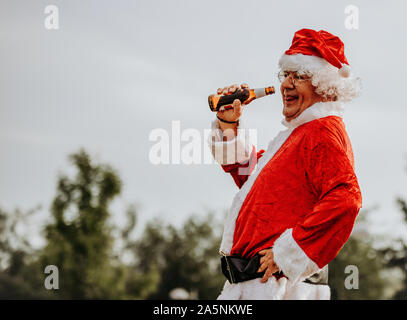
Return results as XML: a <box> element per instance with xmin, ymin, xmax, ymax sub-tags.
<box><xmin>378</xmin><ymin>197</ymin><xmax>407</xmax><ymax>299</ymax></box>
<box><xmin>329</xmin><ymin>236</ymin><xmax>386</xmax><ymax>299</ymax></box>
<box><xmin>328</xmin><ymin>209</ymin><xmax>387</xmax><ymax>299</ymax></box>
<box><xmin>125</xmin><ymin>212</ymin><xmax>226</xmax><ymax>299</ymax></box>
<box><xmin>0</xmin><ymin>207</ymin><xmax>51</xmax><ymax>299</ymax></box>
<box><xmin>40</xmin><ymin>149</ymin><xmax>127</xmax><ymax>299</ymax></box>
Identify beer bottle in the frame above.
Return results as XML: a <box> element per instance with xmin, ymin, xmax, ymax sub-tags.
<box><xmin>208</xmin><ymin>86</ymin><xmax>275</xmax><ymax>112</ymax></box>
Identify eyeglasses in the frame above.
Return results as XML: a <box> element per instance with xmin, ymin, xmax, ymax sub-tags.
<box><xmin>277</xmin><ymin>71</ymin><xmax>311</xmax><ymax>85</ymax></box>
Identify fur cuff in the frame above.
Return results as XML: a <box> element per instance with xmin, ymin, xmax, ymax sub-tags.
<box><xmin>207</xmin><ymin>119</ymin><xmax>253</xmax><ymax>165</ymax></box>
<box><xmin>273</xmin><ymin>229</ymin><xmax>321</xmax><ymax>283</ymax></box>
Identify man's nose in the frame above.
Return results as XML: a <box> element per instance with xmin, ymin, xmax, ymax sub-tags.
<box><xmin>281</xmin><ymin>75</ymin><xmax>294</xmax><ymax>91</ymax></box>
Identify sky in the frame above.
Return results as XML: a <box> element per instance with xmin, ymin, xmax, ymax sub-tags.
<box><xmin>1</xmin><ymin>0</ymin><xmax>407</xmax><ymax>246</ymax></box>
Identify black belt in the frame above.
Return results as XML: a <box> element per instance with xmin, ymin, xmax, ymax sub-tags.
<box><xmin>221</xmin><ymin>254</ymin><xmax>328</xmax><ymax>285</ymax></box>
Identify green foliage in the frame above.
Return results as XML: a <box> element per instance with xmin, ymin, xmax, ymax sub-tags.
<box><xmin>40</xmin><ymin>149</ymin><xmax>126</xmax><ymax>299</ymax></box>
<box><xmin>329</xmin><ymin>236</ymin><xmax>386</xmax><ymax>299</ymax></box>
<box><xmin>125</xmin><ymin>214</ymin><xmax>225</xmax><ymax>299</ymax></box>
<box><xmin>377</xmin><ymin>197</ymin><xmax>407</xmax><ymax>299</ymax></box>
<box><xmin>0</xmin><ymin>208</ymin><xmax>51</xmax><ymax>299</ymax></box>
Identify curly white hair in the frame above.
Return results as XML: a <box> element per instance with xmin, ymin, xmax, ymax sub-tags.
<box><xmin>278</xmin><ymin>54</ymin><xmax>362</xmax><ymax>102</ymax></box>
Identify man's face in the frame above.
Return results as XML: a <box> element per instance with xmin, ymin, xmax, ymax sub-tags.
<box><xmin>280</xmin><ymin>71</ymin><xmax>324</xmax><ymax>122</ymax></box>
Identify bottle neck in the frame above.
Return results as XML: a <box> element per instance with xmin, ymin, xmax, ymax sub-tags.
<box><xmin>253</xmin><ymin>88</ymin><xmax>266</xmax><ymax>99</ymax></box>
<box><xmin>253</xmin><ymin>86</ymin><xmax>275</xmax><ymax>98</ymax></box>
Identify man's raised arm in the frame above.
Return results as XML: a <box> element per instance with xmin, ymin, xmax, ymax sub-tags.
<box><xmin>207</xmin><ymin>84</ymin><xmax>265</xmax><ymax>188</ymax></box>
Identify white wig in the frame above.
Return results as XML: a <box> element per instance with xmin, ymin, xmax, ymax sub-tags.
<box><xmin>278</xmin><ymin>54</ymin><xmax>362</xmax><ymax>102</ymax></box>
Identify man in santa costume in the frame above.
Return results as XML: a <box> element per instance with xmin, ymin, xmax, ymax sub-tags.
<box><xmin>207</xmin><ymin>28</ymin><xmax>362</xmax><ymax>300</ymax></box>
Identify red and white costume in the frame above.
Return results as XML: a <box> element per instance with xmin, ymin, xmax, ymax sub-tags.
<box><xmin>207</xmin><ymin>29</ymin><xmax>362</xmax><ymax>300</ymax></box>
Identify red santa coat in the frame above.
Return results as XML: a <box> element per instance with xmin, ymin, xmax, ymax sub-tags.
<box><xmin>208</xmin><ymin>101</ymin><xmax>362</xmax><ymax>299</ymax></box>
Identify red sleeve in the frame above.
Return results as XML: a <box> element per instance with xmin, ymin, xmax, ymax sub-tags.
<box><xmin>292</xmin><ymin>132</ymin><xmax>362</xmax><ymax>268</ymax></box>
<box><xmin>221</xmin><ymin>146</ymin><xmax>266</xmax><ymax>189</ymax></box>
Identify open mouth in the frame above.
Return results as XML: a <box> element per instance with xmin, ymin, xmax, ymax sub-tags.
<box><xmin>284</xmin><ymin>95</ymin><xmax>299</xmax><ymax>103</ymax></box>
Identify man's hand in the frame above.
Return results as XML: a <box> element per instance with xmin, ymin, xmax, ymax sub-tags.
<box><xmin>216</xmin><ymin>83</ymin><xmax>249</xmax><ymax>122</ymax></box>
<box><xmin>216</xmin><ymin>83</ymin><xmax>249</xmax><ymax>140</ymax></box>
<box><xmin>257</xmin><ymin>248</ymin><xmax>280</xmax><ymax>283</ymax></box>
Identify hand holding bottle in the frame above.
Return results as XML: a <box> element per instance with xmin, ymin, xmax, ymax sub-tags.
<box><xmin>210</xmin><ymin>83</ymin><xmax>275</xmax><ymax>140</ymax></box>
<box><xmin>216</xmin><ymin>83</ymin><xmax>248</xmax><ymax>121</ymax></box>
<box><xmin>215</xmin><ymin>84</ymin><xmax>248</xmax><ymax>140</ymax></box>
<box><xmin>209</xmin><ymin>83</ymin><xmax>275</xmax><ymax>113</ymax></box>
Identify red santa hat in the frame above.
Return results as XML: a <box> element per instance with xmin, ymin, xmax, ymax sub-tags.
<box><xmin>279</xmin><ymin>28</ymin><xmax>361</xmax><ymax>101</ymax></box>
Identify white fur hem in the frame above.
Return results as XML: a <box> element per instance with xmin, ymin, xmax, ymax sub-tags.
<box><xmin>207</xmin><ymin>119</ymin><xmax>253</xmax><ymax>165</ymax></box>
<box><xmin>273</xmin><ymin>229</ymin><xmax>321</xmax><ymax>283</ymax></box>
<box><xmin>217</xmin><ymin>277</ymin><xmax>330</xmax><ymax>300</ymax></box>
<box><xmin>279</xmin><ymin>53</ymin><xmax>351</xmax><ymax>78</ymax></box>
<box><xmin>279</xmin><ymin>53</ymin><xmax>337</xmax><ymax>73</ymax></box>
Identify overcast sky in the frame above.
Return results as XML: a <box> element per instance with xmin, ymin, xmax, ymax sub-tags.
<box><xmin>1</xmin><ymin>0</ymin><xmax>407</xmax><ymax>246</ymax></box>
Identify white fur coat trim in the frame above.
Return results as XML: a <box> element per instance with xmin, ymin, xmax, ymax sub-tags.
<box><xmin>208</xmin><ymin>119</ymin><xmax>253</xmax><ymax>165</ymax></box>
<box><xmin>281</xmin><ymin>100</ymin><xmax>344</xmax><ymax>129</ymax></box>
<box><xmin>279</xmin><ymin>53</ymin><xmax>337</xmax><ymax>74</ymax></box>
<box><xmin>217</xmin><ymin>276</ymin><xmax>330</xmax><ymax>300</ymax></box>
<box><xmin>272</xmin><ymin>228</ymin><xmax>321</xmax><ymax>283</ymax></box>
<box><xmin>216</xmin><ymin>101</ymin><xmax>345</xmax><ymax>254</ymax></box>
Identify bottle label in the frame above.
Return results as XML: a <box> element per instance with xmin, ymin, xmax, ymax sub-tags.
<box><xmin>254</xmin><ymin>88</ymin><xmax>266</xmax><ymax>99</ymax></box>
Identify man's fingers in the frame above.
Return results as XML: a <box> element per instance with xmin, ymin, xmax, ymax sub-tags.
<box><xmin>218</xmin><ymin>84</ymin><xmax>243</xmax><ymax>96</ymax></box>
<box><xmin>223</xmin><ymin>86</ymin><xmax>232</xmax><ymax>95</ymax></box>
<box><xmin>260</xmin><ymin>256</ymin><xmax>275</xmax><ymax>268</ymax></box>
<box><xmin>232</xmin><ymin>99</ymin><xmax>242</xmax><ymax>117</ymax></box>
<box><xmin>228</xmin><ymin>84</ymin><xmax>239</xmax><ymax>93</ymax></box>
<box><xmin>261</xmin><ymin>268</ymin><xmax>274</xmax><ymax>283</ymax></box>
<box><xmin>257</xmin><ymin>263</ymin><xmax>267</xmax><ymax>273</ymax></box>
<box><xmin>258</xmin><ymin>250</ymin><xmax>267</xmax><ymax>256</ymax></box>
<box><xmin>217</xmin><ymin>84</ymin><xmax>248</xmax><ymax>96</ymax></box>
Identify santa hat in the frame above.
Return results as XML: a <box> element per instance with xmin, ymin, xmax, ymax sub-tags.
<box><xmin>279</xmin><ymin>29</ymin><xmax>361</xmax><ymax>101</ymax></box>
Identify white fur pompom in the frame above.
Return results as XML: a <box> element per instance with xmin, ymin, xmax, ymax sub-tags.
<box><xmin>339</xmin><ymin>64</ymin><xmax>351</xmax><ymax>78</ymax></box>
